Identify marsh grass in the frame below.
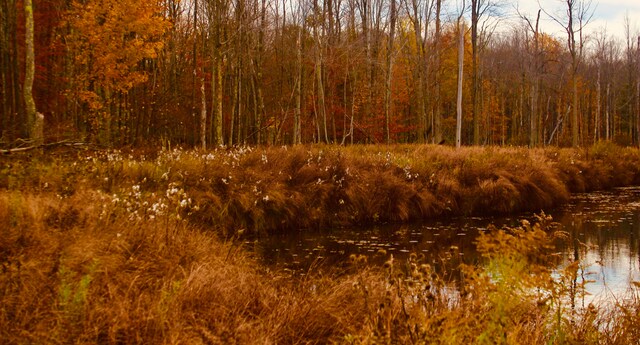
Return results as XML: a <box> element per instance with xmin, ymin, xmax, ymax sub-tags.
<box><xmin>0</xmin><ymin>191</ymin><xmax>383</xmax><ymax>343</ymax></box>
<box><xmin>2</xmin><ymin>143</ymin><xmax>640</xmax><ymax>343</ymax></box>
<box><xmin>4</xmin><ymin>142</ymin><xmax>640</xmax><ymax>235</ymax></box>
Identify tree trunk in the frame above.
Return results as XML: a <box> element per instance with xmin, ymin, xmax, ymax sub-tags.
<box><xmin>530</xmin><ymin>82</ymin><xmax>538</xmax><ymax>147</ymax></box>
<box><xmin>229</xmin><ymin>63</ymin><xmax>239</xmax><ymax>146</ymax></box>
<box><xmin>294</xmin><ymin>23</ymin><xmax>302</xmax><ymax>145</ymax></box>
<box><xmin>362</xmin><ymin>0</ymin><xmax>372</xmax><ymax>143</ymax></box>
<box><xmin>200</xmin><ymin>78</ymin><xmax>207</xmax><ymax>149</ymax></box>
<box><xmin>433</xmin><ymin>0</ymin><xmax>442</xmax><ymax>144</ymax></box>
<box><xmin>595</xmin><ymin>66</ymin><xmax>601</xmax><ymax>141</ymax></box>
<box><xmin>205</xmin><ymin>0</ymin><xmax>224</xmax><ymax>146</ymax></box>
<box><xmin>471</xmin><ymin>0</ymin><xmax>480</xmax><ymax>145</ymax></box>
<box><xmin>315</xmin><ymin>59</ymin><xmax>328</xmax><ymax>143</ymax></box>
<box><xmin>24</xmin><ymin>0</ymin><xmax>40</xmax><ymax>144</ymax></box>
<box><xmin>528</xmin><ymin>10</ymin><xmax>542</xmax><ymax>147</ymax></box>
<box><xmin>0</xmin><ymin>0</ymin><xmax>9</xmax><ymax>135</ymax></box>
<box><xmin>572</xmin><ymin>73</ymin><xmax>579</xmax><ymax>146</ymax></box>
<box><xmin>637</xmin><ymin>35</ymin><xmax>640</xmax><ymax>147</ymax></box>
<box><xmin>456</xmin><ymin>19</ymin><xmax>464</xmax><ymax>148</ymax></box>
<box><xmin>192</xmin><ymin>0</ymin><xmax>199</xmax><ymax>146</ymax></box>
<box><xmin>409</xmin><ymin>0</ymin><xmax>426</xmax><ymax>143</ymax></box>
<box><xmin>384</xmin><ymin>0</ymin><xmax>396</xmax><ymax>144</ymax></box>
<box><xmin>606</xmin><ymin>82</ymin><xmax>610</xmax><ymax>140</ymax></box>
<box><xmin>253</xmin><ymin>0</ymin><xmax>267</xmax><ymax>145</ymax></box>
<box><xmin>312</xmin><ymin>0</ymin><xmax>328</xmax><ymax>143</ymax></box>
<box><xmin>561</xmin><ymin>0</ymin><xmax>590</xmax><ymax>147</ymax></box>
<box><xmin>214</xmin><ymin>43</ymin><xmax>223</xmax><ymax>146</ymax></box>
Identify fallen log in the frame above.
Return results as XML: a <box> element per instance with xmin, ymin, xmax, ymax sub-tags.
<box><xmin>0</xmin><ymin>141</ymin><xmax>90</xmax><ymax>154</ymax></box>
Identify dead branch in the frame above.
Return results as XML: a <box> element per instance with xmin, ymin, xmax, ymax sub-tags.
<box><xmin>0</xmin><ymin>141</ymin><xmax>90</xmax><ymax>154</ymax></box>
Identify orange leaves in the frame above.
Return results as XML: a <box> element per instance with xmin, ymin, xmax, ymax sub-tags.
<box><xmin>538</xmin><ymin>33</ymin><xmax>563</xmax><ymax>58</ymax></box>
<box><xmin>77</xmin><ymin>91</ymin><xmax>103</xmax><ymax>111</ymax></box>
<box><xmin>64</xmin><ymin>0</ymin><xmax>170</xmax><ymax>104</ymax></box>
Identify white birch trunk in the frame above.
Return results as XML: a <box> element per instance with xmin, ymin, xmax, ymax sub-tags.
<box><xmin>456</xmin><ymin>20</ymin><xmax>464</xmax><ymax>148</ymax></box>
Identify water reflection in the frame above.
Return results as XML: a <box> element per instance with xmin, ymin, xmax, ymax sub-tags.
<box><xmin>554</xmin><ymin>187</ymin><xmax>640</xmax><ymax>302</ymax></box>
<box><xmin>256</xmin><ymin>187</ymin><xmax>640</xmax><ymax>300</ymax></box>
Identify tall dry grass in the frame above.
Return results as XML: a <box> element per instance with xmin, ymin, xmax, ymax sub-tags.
<box><xmin>4</xmin><ymin>142</ymin><xmax>640</xmax><ymax>343</ymax></box>
<box><xmin>2</xmin><ymin>190</ymin><xmax>639</xmax><ymax>343</ymax></box>
<box><xmin>0</xmin><ymin>190</ymin><xmax>385</xmax><ymax>343</ymax></box>
<box><xmin>3</xmin><ymin>142</ymin><xmax>640</xmax><ymax>236</ymax></box>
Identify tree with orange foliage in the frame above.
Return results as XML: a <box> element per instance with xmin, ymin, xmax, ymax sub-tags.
<box><xmin>64</xmin><ymin>0</ymin><xmax>169</xmax><ymax>144</ymax></box>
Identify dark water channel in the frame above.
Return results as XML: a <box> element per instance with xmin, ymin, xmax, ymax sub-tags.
<box><xmin>255</xmin><ymin>187</ymin><xmax>640</xmax><ymax>301</ymax></box>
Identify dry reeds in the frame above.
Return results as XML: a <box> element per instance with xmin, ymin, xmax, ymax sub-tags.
<box><xmin>3</xmin><ymin>143</ymin><xmax>640</xmax><ymax>235</ymax></box>
<box><xmin>3</xmin><ymin>145</ymin><xmax>640</xmax><ymax>343</ymax></box>
<box><xmin>0</xmin><ymin>191</ymin><xmax>381</xmax><ymax>343</ymax></box>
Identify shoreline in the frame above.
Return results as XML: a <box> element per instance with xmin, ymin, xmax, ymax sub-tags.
<box><xmin>5</xmin><ymin>142</ymin><xmax>640</xmax><ymax>235</ymax></box>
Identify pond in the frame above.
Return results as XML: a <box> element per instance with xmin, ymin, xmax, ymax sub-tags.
<box><xmin>255</xmin><ymin>187</ymin><xmax>640</xmax><ymax>302</ymax></box>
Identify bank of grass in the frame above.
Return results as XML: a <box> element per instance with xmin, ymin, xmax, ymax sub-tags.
<box><xmin>2</xmin><ymin>189</ymin><xmax>640</xmax><ymax>343</ymax></box>
<box><xmin>3</xmin><ymin>142</ymin><xmax>640</xmax><ymax>235</ymax></box>
<box><xmin>0</xmin><ymin>191</ymin><xmax>376</xmax><ymax>343</ymax></box>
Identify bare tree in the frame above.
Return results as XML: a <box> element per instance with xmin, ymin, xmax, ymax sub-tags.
<box><xmin>544</xmin><ymin>0</ymin><xmax>594</xmax><ymax>147</ymax></box>
<box><xmin>312</xmin><ymin>0</ymin><xmax>329</xmax><ymax>143</ymax></box>
<box><xmin>519</xmin><ymin>8</ymin><xmax>542</xmax><ymax>147</ymax></box>
<box><xmin>456</xmin><ymin>0</ymin><xmax>465</xmax><ymax>148</ymax></box>
<box><xmin>384</xmin><ymin>0</ymin><xmax>397</xmax><ymax>144</ymax></box>
<box><xmin>202</xmin><ymin>0</ymin><xmax>228</xmax><ymax>146</ymax></box>
<box><xmin>624</xmin><ymin>15</ymin><xmax>640</xmax><ymax>145</ymax></box>
<box><xmin>0</xmin><ymin>0</ymin><xmax>21</xmax><ymax>140</ymax></box>
<box><xmin>593</xmin><ymin>31</ymin><xmax>603</xmax><ymax>141</ymax></box>
<box><xmin>433</xmin><ymin>0</ymin><xmax>442</xmax><ymax>144</ymax></box>
<box><xmin>293</xmin><ymin>0</ymin><xmax>306</xmax><ymax>145</ymax></box>
<box><xmin>402</xmin><ymin>0</ymin><xmax>436</xmax><ymax>143</ymax></box>
<box><xmin>470</xmin><ymin>0</ymin><xmax>501</xmax><ymax>145</ymax></box>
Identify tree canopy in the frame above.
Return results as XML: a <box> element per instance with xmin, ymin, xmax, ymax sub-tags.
<box><xmin>1</xmin><ymin>0</ymin><xmax>638</xmax><ymax>148</ymax></box>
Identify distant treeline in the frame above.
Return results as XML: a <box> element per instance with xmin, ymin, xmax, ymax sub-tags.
<box><xmin>1</xmin><ymin>0</ymin><xmax>639</xmax><ymax>148</ymax></box>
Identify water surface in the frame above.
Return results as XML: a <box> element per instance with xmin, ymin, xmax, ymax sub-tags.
<box><xmin>256</xmin><ymin>187</ymin><xmax>640</xmax><ymax>301</ymax></box>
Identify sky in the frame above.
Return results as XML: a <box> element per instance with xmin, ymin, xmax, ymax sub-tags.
<box><xmin>513</xmin><ymin>0</ymin><xmax>640</xmax><ymax>43</ymax></box>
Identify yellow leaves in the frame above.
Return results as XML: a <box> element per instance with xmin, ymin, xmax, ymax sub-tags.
<box><xmin>64</xmin><ymin>0</ymin><xmax>169</xmax><ymax>107</ymax></box>
<box><xmin>77</xmin><ymin>91</ymin><xmax>103</xmax><ymax>111</ymax></box>
<box><xmin>539</xmin><ymin>33</ymin><xmax>563</xmax><ymax>56</ymax></box>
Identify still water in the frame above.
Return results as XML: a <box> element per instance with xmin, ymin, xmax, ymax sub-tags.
<box><xmin>256</xmin><ymin>187</ymin><xmax>640</xmax><ymax>300</ymax></box>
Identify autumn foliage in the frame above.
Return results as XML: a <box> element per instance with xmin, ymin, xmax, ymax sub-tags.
<box><xmin>1</xmin><ymin>0</ymin><xmax>638</xmax><ymax>148</ymax></box>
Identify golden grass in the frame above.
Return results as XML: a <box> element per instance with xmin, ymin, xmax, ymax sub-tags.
<box><xmin>4</xmin><ymin>143</ymin><xmax>640</xmax><ymax>235</ymax></box>
<box><xmin>2</xmin><ymin>159</ymin><xmax>640</xmax><ymax>342</ymax></box>
<box><xmin>0</xmin><ymin>191</ymin><xmax>383</xmax><ymax>343</ymax></box>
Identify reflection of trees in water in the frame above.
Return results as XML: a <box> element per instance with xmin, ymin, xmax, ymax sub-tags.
<box><xmin>260</xmin><ymin>188</ymin><xmax>640</xmax><ymax>294</ymax></box>
<box><xmin>552</xmin><ymin>188</ymin><xmax>640</xmax><ymax>301</ymax></box>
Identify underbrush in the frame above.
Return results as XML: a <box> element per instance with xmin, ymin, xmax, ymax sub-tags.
<box><xmin>0</xmin><ymin>191</ymin><xmax>375</xmax><ymax>343</ymax></box>
<box><xmin>1</xmin><ymin>189</ymin><xmax>640</xmax><ymax>343</ymax></box>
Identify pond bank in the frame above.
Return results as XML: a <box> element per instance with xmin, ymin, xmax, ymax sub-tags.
<box><xmin>4</xmin><ymin>142</ymin><xmax>640</xmax><ymax>235</ymax></box>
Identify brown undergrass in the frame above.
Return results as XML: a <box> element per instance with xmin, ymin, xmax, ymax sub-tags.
<box><xmin>3</xmin><ymin>143</ymin><xmax>640</xmax><ymax>343</ymax></box>
<box><xmin>3</xmin><ymin>142</ymin><xmax>640</xmax><ymax>235</ymax></box>
<box><xmin>0</xmin><ymin>191</ymin><xmax>382</xmax><ymax>343</ymax></box>
<box><xmin>2</xmin><ymin>189</ymin><xmax>640</xmax><ymax>344</ymax></box>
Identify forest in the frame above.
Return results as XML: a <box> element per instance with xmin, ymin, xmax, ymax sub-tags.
<box><xmin>2</xmin><ymin>0</ymin><xmax>639</xmax><ymax>149</ymax></box>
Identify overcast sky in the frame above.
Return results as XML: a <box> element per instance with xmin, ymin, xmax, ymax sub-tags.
<box><xmin>513</xmin><ymin>0</ymin><xmax>640</xmax><ymax>42</ymax></box>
